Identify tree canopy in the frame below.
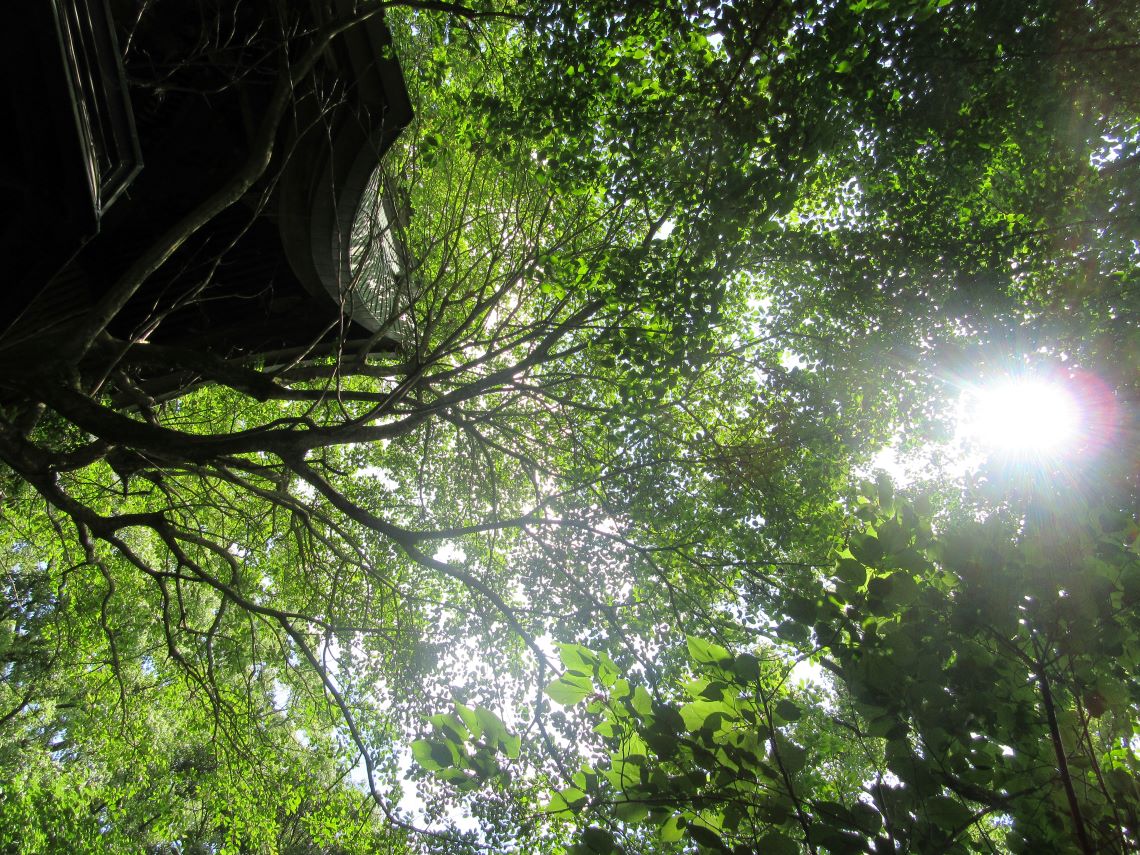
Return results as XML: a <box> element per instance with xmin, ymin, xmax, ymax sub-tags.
<box><xmin>0</xmin><ymin>0</ymin><xmax>1137</xmax><ymax>852</ymax></box>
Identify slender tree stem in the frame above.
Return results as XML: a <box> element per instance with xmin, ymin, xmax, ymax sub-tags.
<box><xmin>1035</xmin><ymin>655</ymin><xmax>1094</xmax><ymax>855</ymax></box>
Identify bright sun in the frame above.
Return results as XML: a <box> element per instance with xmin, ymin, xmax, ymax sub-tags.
<box><xmin>959</xmin><ymin>377</ymin><xmax>1082</xmax><ymax>456</ymax></box>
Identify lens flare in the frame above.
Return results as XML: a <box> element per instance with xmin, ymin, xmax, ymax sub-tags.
<box><xmin>959</xmin><ymin>377</ymin><xmax>1082</xmax><ymax>457</ymax></box>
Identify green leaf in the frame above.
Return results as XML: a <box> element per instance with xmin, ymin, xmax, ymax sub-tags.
<box><xmin>580</xmin><ymin>826</ymin><xmax>618</xmax><ymax>853</ymax></box>
<box><xmin>731</xmin><ymin>652</ymin><xmax>761</xmax><ymax>683</ymax></box>
<box><xmin>885</xmin><ymin>571</ymin><xmax>919</xmax><ymax>607</ymax></box>
<box><xmin>814</xmin><ymin>800</ymin><xmax>856</xmax><ymax>828</ymax></box>
<box><xmin>411</xmin><ymin>739</ymin><xmax>456</xmax><ymax>772</ymax></box>
<box><xmin>834</xmin><ymin>558</ymin><xmax>867</xmax><ymax>588</ymax></box>
<box><xmin>501</xmin><ymin>732</ymin><xmax>521</xmax><ymax>760</ymax></box>
<box><xmin>756</xmin><ymin>800</ymin><xmax>791</xmax><ymax>824</ymax></box>
<box><xmin>850</xmin><ymin>801</ymin><xmax>883</xmax><ymax>834</ymax></box>
<box><xmin>558</xmin><ymin>642</ymin><xmax>598</xmax><ymax>675</ymax></box>
<box><xmin>659</xmin><ymin>814</ymin><xmax>685</xmax><ymax>842</ymax></box>
<box><xmin>681</xmin><ymin>700</ymin><xmax>733</xmax><ymax>731</ymax></box>
<box><xmin>428</xmin><ymin>713</ymin><xmax>467</xmax><ymax>743</ymax></box>
<box><xmin>453</xmin><ymin>700</ymin><xmax>482</xmax><ymax>740</ymax></box>
<box><xmin>775</xmin><ymin>699</ymin><xmax>802</xmax><ymax>722</ymax></box>
<box><xmin>776</xmin><ymin>619</ymin><xmax>810</xmax><ymax>642</ymax></box>
<box><xmin>474</xmin><ymin>706</ymin><xmax>512</xmax><ymax>751</ymax></box>
<box><xmin>545</xmin><ymin>787</ymin><xmax>588</xmax><ymax>814</ymax></box>
<box><xmin>614</xmin><ymin>799</ymin><xmax>650</xmax><ymax>823</ymax></box>
<box><xmin>688</xmin><ymin>823</ymin><xmax>727</xmax><ymax>851</ymax></box>
<box><xmin>687</xmin><ymin>635</ymin><xmax>733</xmax><ymax>666</ymax></box>
<box><xmin>757</xmin><ymin>830</ymin><xmax>799</xmax><ymax>855</ymax></box>
<box><xmin>700</xmin><ymin>680</ymin><xmax>731</xmax><ymax>701</ymax></box>
<box><xmin>774</xmin><ymin>735</ymin><xmax>807</xmax><ymax>775</ymax></box>
<box><xmin>850</xmin><ymin>533</ymin><xmax>883</xmax><ymax>565</ymax></box>
<box><xmin>438</xmin><ymin>767</ymin><xmax>478</xmax><ymax>791</ymax></box>
<box><xmin>878</xmin><ymin>518</ymin><xmax>908</xmax><ymax>554</ymax></box>
<box><xmin>630</xmin><ymin>685</ymin><xmax>653</xmax><ymax>717</ymax></box>
<box><xmin>546</xmin><ymin>673</ymin><xmax>594</xmax><ymax>706</ymax></box>
<box><xmin>876</xmin><ymin>473</ymin><xmax>894</xmax><ymax>510</ymax></box>
<box><xmin>813</xmin><ymin>825</ymin><xmax>866</xmax><ymax>855</ymax></box>
<box><xmin>468</xmin><ymin>748</ymin><xmax>500</xmax><ymax>780</ymax></box>
<box><xmin>784</xmin><ymin>597</ymin><xmax>818</xmax><ymax>624</ymax></box>
<box><xmin>595</xmin><ymin>652</ymin><xmax>621</xmax><ymax>686</ymax></box>
<box><xmin>924</xmin><ymin>795</ymin><xmax>973</xmax><ymax>829</ymax></box>
<box><xmin>643</xmin><ymin>726</ymin><xmax>678</xmax><ymax>759</ymax></box>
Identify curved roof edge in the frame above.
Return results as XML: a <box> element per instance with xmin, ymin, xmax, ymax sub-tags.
<box><xmin>276</xmin><ymin>8</ymin><xmax>413</xmax><ymax>334</ymax></box>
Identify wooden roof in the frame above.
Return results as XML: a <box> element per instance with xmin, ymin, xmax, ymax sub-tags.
<box><xmin>1</xmin><ymin>0</ymin><xmax>412</xmax><ymax>361</ymax></box>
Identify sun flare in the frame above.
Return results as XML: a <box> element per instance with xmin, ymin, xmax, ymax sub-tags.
<box><xmin>959</xmin><ymin>377</ymin><xmax>1082</xmax><ymax>456</ymax></box>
